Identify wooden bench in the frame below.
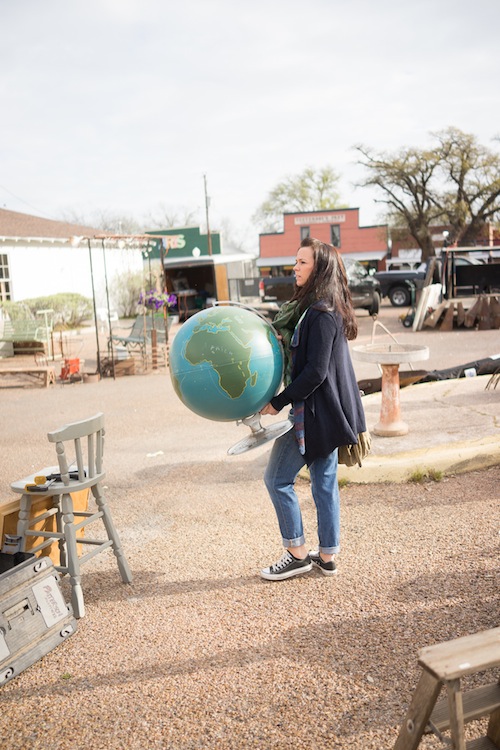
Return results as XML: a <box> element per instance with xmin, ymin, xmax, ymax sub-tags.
<box><xmin>394</xmin><ymin>627</ymin><xmax>500</xmax><ymax>749</ymax></box>
<box><xmin>0</xmin><ymin>366</ymin><xmax>57</xmax><ymax>387</ymax></box>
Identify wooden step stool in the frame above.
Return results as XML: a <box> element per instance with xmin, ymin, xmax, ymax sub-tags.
<box><xmin>394</xmin><ymin>627</ymin><xmax>500</xmax><ymax>750</ymax></box>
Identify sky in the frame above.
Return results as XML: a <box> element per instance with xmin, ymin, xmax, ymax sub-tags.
<box><xmin>1</xmin><ymin>0</ymin><xmax>499</xmax><ymax>250</ymax></box>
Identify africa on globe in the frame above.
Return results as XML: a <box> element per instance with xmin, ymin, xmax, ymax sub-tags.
<box><xmin>169</xmin><ymin>305</ymin><xmax>284</xmax><ymax>422</ymax></box>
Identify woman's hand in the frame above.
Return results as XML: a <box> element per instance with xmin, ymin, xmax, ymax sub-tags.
<box><xmin>260</xmin><ymin>403</ymin><xmax>279</xmax><ymax>416</ymax></box>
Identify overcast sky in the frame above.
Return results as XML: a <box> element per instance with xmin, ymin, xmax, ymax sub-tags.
<box><xmin>1</xmin><ymin>0</ymin><xmax>499</xmax><ymax>248</ymax></box>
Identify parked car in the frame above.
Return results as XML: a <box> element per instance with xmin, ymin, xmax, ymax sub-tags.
<box><xmin>259</xmin><ymin>257</ymin><xmax>381</xmax><ymax>315</ymax></box>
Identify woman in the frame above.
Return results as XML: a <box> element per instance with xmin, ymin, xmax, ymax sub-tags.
<box><xmin>259</xmin><ymin>237</ymin><xmax>366</xmax><ymax>581</ymax></box>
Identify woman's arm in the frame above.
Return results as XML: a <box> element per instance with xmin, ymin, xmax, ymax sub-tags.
<box><xmin>271</xmin><ymin>311</ymin><xmax>337</xmax><ymax>411</ymax></box>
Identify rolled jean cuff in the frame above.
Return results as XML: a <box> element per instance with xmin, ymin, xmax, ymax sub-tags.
<box><xmin>319</xmin><ymin>545</ymin><xmax>340</xmax><ymax>555</ymax></box>
<box><xmin>282</xmin><ymin>534</ymin><xmax>305</xmax><ymax>549</ymax></box>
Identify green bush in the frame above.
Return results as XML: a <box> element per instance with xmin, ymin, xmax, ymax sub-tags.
<box><xmin>0</xmin><ymin>301</ymin><xmax>34</xmax><ymax>321</ymax></box>
<box><xmin>20</xmin><ymin>293</ymin><xmax>93</xmax><ymax>328</ymax></box>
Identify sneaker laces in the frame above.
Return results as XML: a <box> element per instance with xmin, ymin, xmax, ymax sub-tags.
<box><xmin>270</xmin><ymin>551</ymin><xmax>294</xmax><ymax>572</ymax></box>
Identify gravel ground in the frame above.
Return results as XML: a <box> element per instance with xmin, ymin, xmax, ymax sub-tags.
<box><xmin>0</xmin><ymin>308</ymin><xmax>499</xmax><ymax>749</ymax></box>
<box><xmin>1</xmin><ymin>461</ymin><xmax>498</xmax><ymax>749</ymax></box>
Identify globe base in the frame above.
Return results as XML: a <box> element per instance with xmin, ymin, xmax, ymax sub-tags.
<box><xmin>227</xmin><ymin>414</ymin><xmax>293</xmax><ymax>455</ymax></box>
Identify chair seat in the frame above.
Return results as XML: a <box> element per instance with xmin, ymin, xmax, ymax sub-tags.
<box><xmin>11</xmin><ymin>467</ymin><xmax>106</xmax><ymax>496</ymax></box>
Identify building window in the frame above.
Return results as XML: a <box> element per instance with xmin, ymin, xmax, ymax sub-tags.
<box><xmin>331</xmin><ymin>225</ymin><xmax>341</xmax><ymax>247</ymax></box>
<box><xmin>0</xmin><ymin>254</ymin><xmax>11</xmax><ymax>302</ymax></box>
<box><xmin>300</xmin><ymin>226</ymin><xmax>310</xmax><ymax>241</ymax></box>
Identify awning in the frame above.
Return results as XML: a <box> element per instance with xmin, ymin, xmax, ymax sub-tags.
<box><xmin>342</xmin><ymin>251</ymin><xmax>387</xmax><ymax>261</ymax></box>
<box><xmin>164</xmin><ymin>252</ymin><xmax>257</xmax><ymax>269</ymax></box>
<box><xmin>257</xmin><ymin>256</ymin><xmax>296</xmax><ymax>268</ymax></box>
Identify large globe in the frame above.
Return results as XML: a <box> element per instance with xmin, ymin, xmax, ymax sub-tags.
<box><xmin>169</xmin><ymin>305</ymin><xmax>284</xmax><ymax>422</ymax></box>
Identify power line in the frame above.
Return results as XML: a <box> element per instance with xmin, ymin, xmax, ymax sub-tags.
<box><xmin>0</xmin><ymin>184</ymin><xmax>57</xmax><ymax>219</ymax></box>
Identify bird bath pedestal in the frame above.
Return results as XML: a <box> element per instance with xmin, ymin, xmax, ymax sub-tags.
<box><xmin>352</xmin><ymin>343</ymin><xmax>429</xmax><ymax>437</ymax></box>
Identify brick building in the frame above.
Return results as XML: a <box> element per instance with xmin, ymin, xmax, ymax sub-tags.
<box><xmin>257</xmin><ymin>208</ymin><xmax>389</xmax><ymax>275</ymax></box>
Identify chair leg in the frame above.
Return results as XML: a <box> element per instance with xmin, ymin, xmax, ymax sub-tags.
<box><xmin>55</xmin><ymin>497</ymin><xmax>68</xmax><ymax>568</ymax></box>
<box><xmin>92</xmin><ymin>484</ymin><xmax>133</xmax><ymax>584</ymax></box>
<box><xmin>60</xmin><ymin>492</ymin><xmax>85</xmax><ymax>619</ymax></box>
<box><xmin>16</xmin><ymin>493</ymin><xmax>32</xmax><ymax>550</ymax></box>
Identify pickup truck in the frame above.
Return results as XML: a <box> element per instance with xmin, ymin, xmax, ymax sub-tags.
<box><xmin>373</xmin><ymin>267</ymin><xmax>426</xmax><ymax>307</ymax></box>
<box><xmin>374</xmin><ymin>256</ymin><xmax>489</xmax><ymax>306</ymax></box>
<box><xmin>259</xmin><ymin>257</ymin><xmax>381</xmax><ymax>315</ymax></box>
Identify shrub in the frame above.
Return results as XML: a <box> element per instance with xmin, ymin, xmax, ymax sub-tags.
<box><xmin>21</xmin><ymin>293</ymin><xmax>93</xmax><ymax>328</ymax></box>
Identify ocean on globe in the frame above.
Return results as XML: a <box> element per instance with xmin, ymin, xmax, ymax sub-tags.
<box><xmin>169</xmin><ymin>305</ymin><xmax>284</xmax><ymax>422</ymax></box>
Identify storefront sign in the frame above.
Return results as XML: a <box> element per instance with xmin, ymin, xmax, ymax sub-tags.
<box><xmin>294</xmin><ymin>214</ymin><xmax>346</xmax><ymax>225</ymax></box>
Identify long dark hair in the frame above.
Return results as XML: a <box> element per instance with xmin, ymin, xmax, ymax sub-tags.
<box><xmin>290</xmin><ymin>237</ymin><xmax>358</xmax><ymax>340</ymax></box>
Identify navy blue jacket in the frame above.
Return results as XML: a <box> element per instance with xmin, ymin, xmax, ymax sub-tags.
<box><xmin>270</xmin><ymin>306</ymin><xmax>366</xmax><ymax>464</ymax></box>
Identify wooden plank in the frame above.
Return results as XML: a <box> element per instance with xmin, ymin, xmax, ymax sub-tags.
<box><xmin>466</xmin><ymin>738</ymin><xmax>498</xmax><ymax>750</ymax></box>
<box><xmin>439</xmin><ymin>303</ymin><xmax>455</xmax><ymax>331</ymax></box>
<box><xmin>489</xmin><ymin>297</ymin><xmax>500</xmax><ymax>330</ymax></box>
<box><xmin>418</xmin><ymin>628</ymin><xmax>500</xmax><ymax>681</ymax></box>
<box><xmin>487</xmin><ymin>706</ymin><xmax>500</xmax><ymax>746</ymax></box>
<box><xmin>447</xmin><ymin>679</ymin><xmax>466</xmax><ymax>750</ymax></box>
<box><xmin>431</xmin><ymin>683</ymin><xmax>500</xmax><ymax>731</ymax></box>
<box><xmin>423</xmin><ymin>301</ymin><xmax>448</xmax><ymax>328</ymax></box>
<box><xmin>478</xmin><ymin>297</ymin><xmax>492</xmax><ymax>330</ymax></box>
<box><xmin>464</xmin><ymin>297</ymin><xmax>483</xmax><ymax>328</ymax></box>
<box><xmin>393</xmin><ymin>669</ymin><xmax>442</xmax><ymax>750</ymax></box>
<box><xmin>456</xmin><ymin>301</ymin><xmax>466</xmax><ymax>327</ymax></box>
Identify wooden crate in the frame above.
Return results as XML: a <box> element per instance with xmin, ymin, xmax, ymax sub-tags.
<box><xmin>0</xmin><ymin>489</ymin><xmax>90</xmax><ymax>565</ymax></box>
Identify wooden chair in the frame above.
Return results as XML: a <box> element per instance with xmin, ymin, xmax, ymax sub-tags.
<box><xmin>10</xmin><ymin>413</ymin><xmax>132</xmax><ymax>618</ymax></box>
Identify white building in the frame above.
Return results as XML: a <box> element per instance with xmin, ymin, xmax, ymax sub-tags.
<box><xmin>0</xmin><ymin>208</ymin><xmax>144</xmax><ymax>306</ymax></box>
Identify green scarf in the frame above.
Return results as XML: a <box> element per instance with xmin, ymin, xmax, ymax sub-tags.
<box><xmin>272</xmin><ymin>300</ymin><xmax>303</xmax><ymax>385</ymax></box>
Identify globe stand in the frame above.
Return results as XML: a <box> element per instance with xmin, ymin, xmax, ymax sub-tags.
<box><xmin>227</xmin><ymin>413</ymin><xmax>293</xmax><ymax>455</ymax></box>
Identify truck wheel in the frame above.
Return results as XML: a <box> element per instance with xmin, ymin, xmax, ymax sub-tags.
<box><xmin>389</xmin><ymin>286</ymin><xmax>411</xmax><ymax>307</ymax></box>
<box><xmin>366</xmin><ymin>291</ymin><xmax>380</xmax><ymax>316</ymax></box>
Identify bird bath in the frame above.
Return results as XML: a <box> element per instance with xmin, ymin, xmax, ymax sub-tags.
<box><xmin>352</xmin><ymin>343</ymin><xmax>429</xmax><ymax>436</ymax></box>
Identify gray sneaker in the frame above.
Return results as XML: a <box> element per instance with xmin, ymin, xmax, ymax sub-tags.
<box><xmin>309</xmin><ymin>551</ymin><xmax>338</xmax><ymax>576</ymax></box>
<box><xmin>260</xmin><ymin>550</ymin><xmax>313</xmax><ymax>581</ymax></box>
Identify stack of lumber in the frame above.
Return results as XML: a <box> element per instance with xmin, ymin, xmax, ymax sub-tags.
<box><xmin>423</xmin><ymin>295</ymin><xmax>500</xmax><ymax>331</ymax></box>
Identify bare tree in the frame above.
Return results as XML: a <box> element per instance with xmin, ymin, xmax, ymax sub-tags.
<box><xmin>142</xmin><ymin>204</ymin><xmax>200</xmax><ymax>230</ymax></box>
<box><xmin>355</xmin><ymin>128</ymin><xmax>500</xmax><ymax>261</ymax></box>
<box><xmin>354</xmin><ymin>144</ymin><xmax>444</xmax><ymax>261</ymax></box>
<box><xmin>252</xmin><ymin>166</ymin><xmax>344</xmax><ymax>232</ymax></box>
<box><xmin>435</xmin><ymin>127</ymin><xmax>500</xmax><ymax>245</ymax></box>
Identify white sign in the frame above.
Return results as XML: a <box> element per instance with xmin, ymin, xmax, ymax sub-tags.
<box><xmin>32</xmin><ymin>576</ymin><xmax>68</xmax><ymax>628</ymax></box>
<box><xmin>294</xmin><ymin>214</ymin><xmax>346</xmax><ymax>225</ymax></box>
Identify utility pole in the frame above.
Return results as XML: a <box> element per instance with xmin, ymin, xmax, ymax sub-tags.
<box><xmin>203</xmin><ymin>174</ymin><xmax>212</xmax><ymax>256</ymax></box>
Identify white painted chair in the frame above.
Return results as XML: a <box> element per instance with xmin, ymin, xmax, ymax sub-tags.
<box><xmin>11</xmin><ymin>413</ymin><xmax>132</xmax><ymax>618</ymax></box>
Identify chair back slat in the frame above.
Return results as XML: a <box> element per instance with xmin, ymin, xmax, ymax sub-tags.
<box><xmin>47</xmin><ymin>413</ymin><xmax>105</xmax><ymax>481</ymax></box>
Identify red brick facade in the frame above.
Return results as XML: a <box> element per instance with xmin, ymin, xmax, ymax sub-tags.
<box><xmin>258</xmin><ymin>209</ymin><xmax>389</xmax><ymax>272</ymax></box>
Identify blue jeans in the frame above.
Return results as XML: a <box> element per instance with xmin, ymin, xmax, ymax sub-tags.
<box><xmin>264</xmin><ymin>428</ymin><xmax>340</xmax><ymax>554</ymax></box>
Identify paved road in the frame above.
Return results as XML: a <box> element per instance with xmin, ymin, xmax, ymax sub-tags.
<box><xmin>0</xmin><ymin>301</ymin><xmax>499</xmax><ymax>487</ymax></box>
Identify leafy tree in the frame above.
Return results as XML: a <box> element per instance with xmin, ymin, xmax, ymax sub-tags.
<box><xmin>252</xmin><ymin>166</ymin><xmax>344</xmax><ymax>232</ymax></box>
<box><xmin>355</xmin><ymin>128</ymin><xmax>500</xmax><ymax>261</ymax></box>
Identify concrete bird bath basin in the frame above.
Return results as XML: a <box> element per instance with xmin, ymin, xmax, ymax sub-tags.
<box><xmin>352</xmin><ymin>343</ymin><xmax>430</xmax><ymax>436</ymax></box>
